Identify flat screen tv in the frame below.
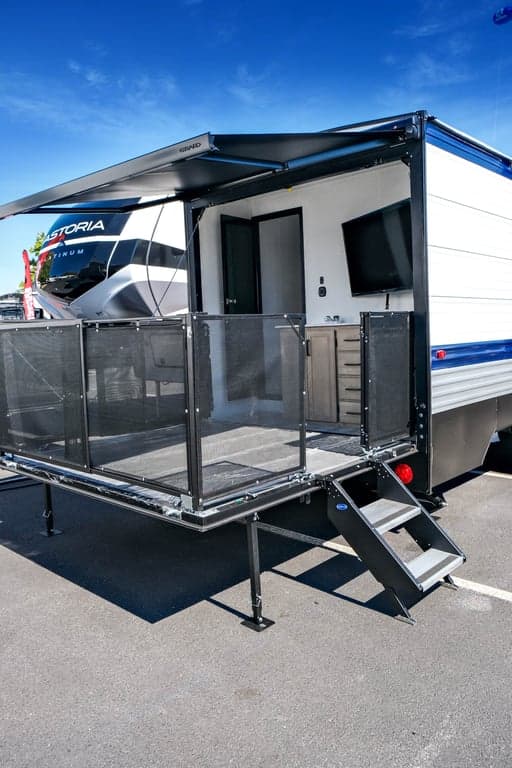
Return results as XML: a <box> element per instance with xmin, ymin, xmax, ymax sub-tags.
<box><xmin>342</xmin><ymin>199</ymin><xmax>413</xmax><ymax>295</ymax></box>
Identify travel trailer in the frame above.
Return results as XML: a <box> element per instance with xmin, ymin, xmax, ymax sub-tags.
<box><xmin>34</xmin><ymin>199</ymin><xmax>187</xmax><ymax>319</ymax></box>
<box><xmin>0</xmin><ymin>110</ymin><xmax>509</xmax><ymax>626</ymax></box>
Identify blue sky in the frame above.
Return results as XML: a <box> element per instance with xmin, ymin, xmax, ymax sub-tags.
<box><xmin>0</xmin><ymin>0</ymin><xmax>510</xmax><ymax>292</ymax></box>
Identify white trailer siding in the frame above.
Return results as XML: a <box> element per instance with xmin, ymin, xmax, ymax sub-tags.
<box><xmin>426</xmin><ymin>142</ymin><xmax>512</xmax><ymax>414</ymax></box>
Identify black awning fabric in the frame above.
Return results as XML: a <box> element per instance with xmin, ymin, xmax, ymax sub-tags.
<box><xmin>0</xmin><ymin>125</ymin><xmax>408</xmax><ymax>219</ymax></box>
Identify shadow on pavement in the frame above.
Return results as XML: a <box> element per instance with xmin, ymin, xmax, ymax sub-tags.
<box><xmin>0</xmin><ymin>482</ymin><xmax>394</xmax><ymax>624</ymax></box>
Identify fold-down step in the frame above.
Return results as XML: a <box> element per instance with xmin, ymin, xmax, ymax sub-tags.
<box><xmin>326</xmin><ymin>462</ymin><xmax>466</xmax><ymax>624</ymax></box>
<box><xmin>407</xmin><ymin>549</ymin><xmax>464</xmax><ymax>591</ymax></box>
<box><xmin>360</xmin><ymin>498</ymin><xmax>420</xmax><ymax>534</ymax></box>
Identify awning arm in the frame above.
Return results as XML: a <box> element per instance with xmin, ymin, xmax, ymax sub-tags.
<box><xmin>202</xmin><ymin>154</ymin><xmax>285</xmax><ymax>170</ymax></box>
<box><xmin>285</xmin><ymin>138</ymin><xmax>396</xmax><ymax>170</ymax></box>
<box><xmin>26</xmin><ymin>195</ymin><xmax>183</xmax><ymax>216</ymax></box>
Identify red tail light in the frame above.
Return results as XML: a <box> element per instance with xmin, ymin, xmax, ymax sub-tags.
<box><xmin>395</xmin><ymin>463</ymin><xmax>414</xmax><ymax>485</ymax></box>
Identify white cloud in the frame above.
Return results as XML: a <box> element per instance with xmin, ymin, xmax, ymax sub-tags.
<box><xmin>226</xmin><ymin>64</ymin><xmax>274</xmax><ymax>107</ymax></box>
<box><xmin>0</xmin><ymin>70</ymin><xmax>182</xmax><ymax>151</ymax></box>
<box><xmin>67</xmin><ymin>59</ymin><xmax>109</xmax><ymax>87</ymax></box>
<box><xmin>395</xmin><ymin>1</ymin><xmax>490</xmax><ymax>42</ymax></box>
<box><xmin>227</xmin><ymin>84</ymin><xmax>259</xmax><ymax>105</ymax></box>
<box><xmin>395</xmin><ymin>22</ymin><xmax>445</xmax><ymax>39</ymax></box>
<box><xmin>84</xmin><ymin>68</ymin><xmax>108</xmax><ymax>86</ymax></box>
<box><xmin>414</xmin><ymin>53</ymin><xmax>470</xmax><ymax>86</ymax></box>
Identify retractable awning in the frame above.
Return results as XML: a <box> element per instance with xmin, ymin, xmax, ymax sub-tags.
<box><xmin>0</xmin><ymin>123</ymin><xmax>412</xmax><ymax>219</ymax></box>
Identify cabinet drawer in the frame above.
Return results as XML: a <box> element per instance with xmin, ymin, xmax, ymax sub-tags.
<box><xmin>337</xmin><ymin>353</ymin><xmax>361</xmax><ymax>375</ymax></box>
<box><xmin>336</xmin><ymin>326</ymin><xmax>360</xmax><ymax>352</ymax></box>
<box><xmin>338</xmin><ymin>376</ymin><xmax>361</xmax><ymax>401</ymax></box>
<box><xmin>338</xmin><ymin>399</ymin><xmax>361</xmax><ymax>424</ymax></box>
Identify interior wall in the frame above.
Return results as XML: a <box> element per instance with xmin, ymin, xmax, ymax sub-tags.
<box><xmin>199</xmin><ymin>161</ymin><xmax>412</xmax><ymax>323</ymax></box>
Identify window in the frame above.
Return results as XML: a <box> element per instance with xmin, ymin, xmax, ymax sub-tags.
<box><xmin>131</xmin><ymin>241</ymin><xmax>185</xmax><ymax>270</ymax></box>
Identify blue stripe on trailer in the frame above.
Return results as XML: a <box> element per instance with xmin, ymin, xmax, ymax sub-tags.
<box><xmin>426</xmin><ymin>123</ymin><xmax>512</xmax><ymax>181</ymax></box>
<box><xmin>432</xmin><ymin>338</ymin><xmax>512</xmax><ymax>370</ymax></box>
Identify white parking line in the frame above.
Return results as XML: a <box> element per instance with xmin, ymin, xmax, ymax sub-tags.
<box><xmin>321</xmin><ymin>539</ymin><xmax>512</xmax><ymax>605</ymax></box>
<box><xmin>452</xmin><ymin>577</ymin><xmax>512</xmax><ymax>603</ymax></box>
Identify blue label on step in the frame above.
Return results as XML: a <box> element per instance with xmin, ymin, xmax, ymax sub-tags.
<box><xmin>336</xmin><ymin>503</ymin><xmax>348</xmax><ymax>511</ymax></box>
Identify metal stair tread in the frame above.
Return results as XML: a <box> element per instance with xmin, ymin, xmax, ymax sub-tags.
<box><xmin>359</xmin><ymin>497</ymin><xmax>420</xmax><ymax>534</ymax></box>
<box><xmin>407</xmin><ymin>548</ymin><xmax>464</xmax><ymax>591</ymax></box>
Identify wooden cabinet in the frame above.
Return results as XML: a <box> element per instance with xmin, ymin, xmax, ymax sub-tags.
<box><xmin>306</xmin><ymin>324</ymin><xmax>361</xmax><ymax>426</ymax></box>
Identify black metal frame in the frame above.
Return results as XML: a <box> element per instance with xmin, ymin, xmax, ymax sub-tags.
<box><xmin>0</xmin><ymin>320</ymin><xmax>89</xmax><ymax>472</ymax></box>
<box><xmin>81</xmin><ymin>316</ymin><xmax>191</xmax><ymax>498</ymax></box>
<box><xmin>360</xmin><ymin>311</ymin><xmax>414</xmax><ymax>450</ymax></box>
<box><xmin>0</xmin><ymin>438</ymin><xmax>417</xmax><ymax>532</ymax></box>
<box><xmin>185</xmin><ymin>313</ymin><xmax>202</xmax><ymax>507</ymax></box>
<box><xmin>41</xmin><ymin>482</ymin><xmax>62</xmax><ymax>537</ymax></box>
<box><xmin>324</xmin><ymin>110</ymin><xmax>427</xmax><ymax>134</ymax></box>
<box><xmin>408</xmin><ymin>117</ymin><xmax>432</xmax><ymax>492</ymax></box>
<box><xmin>185</xmin><ymin>205</ymin><xmax>204</xmax><ymax>314</ymax></box>
<box><xmin>86</xmin><ymin>314</ymin><xmax>306</xmax><ymax>505</ymax></box>
<box><xmin>240</xmin><ymin>514</ymin><xmax>275</xmax><ymax>631</ymax></box>
<box><xmin>190</xmin><ymin>312</ymin><xmax>306</xmax><ymax>504</ymax></box>
<box><xmin>0</xmin><ymin>312</ymin><xmax>307</xmax><ymax>512</ymax></box>
<box><xmin>185</xmin><ymin>124</ymin><xmax>428</xmax><ymax>481</ymax></box>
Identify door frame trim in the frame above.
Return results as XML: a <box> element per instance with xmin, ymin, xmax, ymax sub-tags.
<box><xmin>252</xmin><ymin>207</ymin><xmax>306</xmax><ymax>315</ymax></box>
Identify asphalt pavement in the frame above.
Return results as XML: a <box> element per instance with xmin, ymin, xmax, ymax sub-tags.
<box><xmin>0</xmin><ymin>469</ymin><xmax>511</xmax><ymax>768</ymax></box>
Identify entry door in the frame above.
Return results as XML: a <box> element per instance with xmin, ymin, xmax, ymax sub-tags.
<box><xmin>221</xmin><ymin>216</ymin><xmax>260</xmax><ymax>313</ymax></box>
<box><xmin>361</xmin><ymin>312</ymin><xmax>414</xmax><ymax>450</ymax></box>
<box><xmin>221</xmin><ymin>216</ymin><xmax>262</xmax><ymax>400</ymax></box>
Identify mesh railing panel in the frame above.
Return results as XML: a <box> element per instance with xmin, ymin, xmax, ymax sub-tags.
<box><xmin>85</xmin><ymin>321</ymin><xmax>189</xmax><ymax>492</ymax></box>
<box><xmin>193</xmin><ymin>315</ymin><xmax>304</xmax><ymax>499</ymax></box>
<box><xmin>0</xmin><ymin>315</ymin><xmax>305</xmax><ymax>506</ymax></box>
<box><xmin>0</xmin><ymin>323</ymin><xmax>86</xmax><ymax>466</ymax></box>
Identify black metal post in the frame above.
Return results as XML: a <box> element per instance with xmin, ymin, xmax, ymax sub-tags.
<box><xmin>409</xmin><ymin>127</ymin><xmax>432</xmax><ymax>492</ymax></box>
<box><xmin>40</xmin><ymin>483</ymin><xmax>62</xmax><ymax>537</ymax></box>
<box><xmin>241</xmin><ymin>514</ymin><xmax>274</xmax><ymax>631</ymax></box>
<box><xmin>184</xmin><ymin>314</ymin><xmax>202</xmax><ymax>510</ymax></box>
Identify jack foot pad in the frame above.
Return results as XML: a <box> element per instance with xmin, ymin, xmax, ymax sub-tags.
<box><xmin>394</xmin><ymin>614</ymin><xmax>416</xmax><ymax>626</ymax></box>
<box><xmin>441</xmin><ymin>574</ymin><xmax>458</xmax><ymax>591</ymax></box>
<box><xmin>241</xmin><ymin>617</ymin><xmax>275</xmax><ymax>632</ymax></box>
<box><xmin>386</xmin><ymin>588</ymin><xmax>416</xmax><ymax>626</ymax></box>
<box><xmin>39</xmin><ymin>528</ymin><xmax>63</xmax><ymax>537</ymax></box>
